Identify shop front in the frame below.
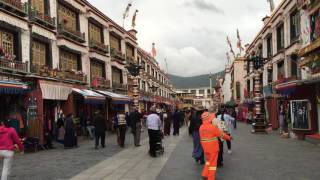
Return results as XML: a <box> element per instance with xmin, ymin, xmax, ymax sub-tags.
<box><xmin>96</xmin><ymin>90</ymin><xmax>132</xmax><ymax>130</ymax></box>
<box><xmin>0</xmin><ymin>80</ymin><xmax>29</xmax><ymax>136</ymax></box>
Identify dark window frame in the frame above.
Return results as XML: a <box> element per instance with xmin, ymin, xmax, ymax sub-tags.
<box><xmin>290</xmin><ymin>9</ymin><xmax>300</xmax><ymax>43</ymax></box>
<box><xmin>276</xmin><ymin>23</ymin><xmax>285</xmax><ymax>52</ymax></box>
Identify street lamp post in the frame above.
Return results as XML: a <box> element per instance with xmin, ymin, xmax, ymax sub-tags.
<box><xmin>126</xmin><ymin>62</ymin><xmax>143</xmax><ymax>109</ymax></box>
<box><xmin>250</xmin><ymin>56</ymin><xmax>268</xmax><ymax>133</ymax></box>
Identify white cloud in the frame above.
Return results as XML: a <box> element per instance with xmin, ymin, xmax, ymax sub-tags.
<box><xmin>88</xmin><ymin>0</ymin><xmax>282</xmax><ymax>76</ymax></box>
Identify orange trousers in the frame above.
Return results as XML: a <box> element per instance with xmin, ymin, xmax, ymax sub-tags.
<box><xmin>202</xmin><ymin>151</ymin><xmax>218</xmax><ymax>180</ymax></box>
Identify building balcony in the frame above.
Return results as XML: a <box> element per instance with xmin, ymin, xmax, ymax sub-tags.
<box><xmin>110</xmin><ymin>48</ymin><xmax>125</xmax><ymax>63</ymax></box>
<box><xmin>30</xmin><ymin>64</ymin><xmax>87</xmax><ymax>83</ymax></box>
<box><xmin>91</xmin><ymin>77</ymin><xmax>110</xmax><ymax>89</ymax></box>
<box><xmin>29</xmin><ymin>8</ymin><xmax>55</xmax><ymax>29</ymax></box>
<box><xmin>63</xmin><ymin>70</ymin><xmax>87</xmax><ymax>83</ymax></box>
<box><xmin>58</xmin><ymin>23</ymin><xmax>85</xmax><ymax>43</ymax></box>
<box><xmin>0</xmin><ymin>0</ymin><xmax>27</xmax><ymax>17</ymax></box>
<box><xmin>0</xmin><ymin>56</ymin><xmax>28</xmax><ymax>73</ymax></box>
<box><xmin>275</xmin><ymin>75</ymin><xmax>299</xmax><ymax>85</ymax></box>
<box><xmin>126</xmin><ymin>56</ymin><xmax>135</xmax><ymax>65</ymax></box>
<box><xmin>112</xmin><ymin>81</ymin><xmax>127</xmax><ymax>90</ymax></box>
<box><xmin>89</xmin><ymin>41</ymin><xmax>109</xmax><ymax>54</ymax></box>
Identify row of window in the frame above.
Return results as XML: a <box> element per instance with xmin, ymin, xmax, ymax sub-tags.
<box><xmin>139</xmin><ymin>80</ymin><xmax>170</xmax><ymax>98</ymax></box>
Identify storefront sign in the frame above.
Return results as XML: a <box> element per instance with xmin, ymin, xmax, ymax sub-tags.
<box><xmin>290</xmin><ymin>100</ymin><xmax>311</xmax><ymax>130</ymax></box>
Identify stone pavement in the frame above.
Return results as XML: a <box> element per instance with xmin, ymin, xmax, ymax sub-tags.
<box><xmin>2</xmin><ymin>123</ymin><xmax>320</xmax><ymax>180</ymax></box>
<box><xmin>157</xmin><ymin>123</ymin><xmax>320</xmax><ymax>180</ymax></box>
<box><xmin>70</xmin><ymin>128</ymin><xmax>187</xmax><ymax>180</ymax></box>
<box><xmin>1</xmin><ymin>129</ymin><xmax>147</xmax><ymax>180</ymax></box>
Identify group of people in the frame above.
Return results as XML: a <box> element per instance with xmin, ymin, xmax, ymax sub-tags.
<box><xmin>189</xmin><ymin>105</ymin><xmax>236</xmax><ymax>180</ymax></box>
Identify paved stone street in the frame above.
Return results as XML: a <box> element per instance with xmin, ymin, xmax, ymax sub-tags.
<box><xmin>2</xmin><ymin>123</ymin><xmax>320</xmax><ymax>180</ymax></box>
<box><xmin>157</xmin><ymin>123</ymin><xmax>320</xmax><ymax>180</ymax></box>
<box><xmin>1</xmin><ymin>130</ymin><xmax>147</xmax><ymax>180</ymax></box>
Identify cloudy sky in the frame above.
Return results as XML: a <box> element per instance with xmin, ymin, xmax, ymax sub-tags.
<box><xmin>88</xmin><ymin>0</ymin><xmax>281</xmax><ymax>77</ymax></box>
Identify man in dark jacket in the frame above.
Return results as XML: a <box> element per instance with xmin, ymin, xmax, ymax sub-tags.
<box><xmin>94</xmin><ymin>110</ymin><xmax>106</xmax><ymax>149</ymax></box>
<box><xmin>129</xmin><ymin>108</ymin><xmax>143</xmax><ymax>146</ymax></box>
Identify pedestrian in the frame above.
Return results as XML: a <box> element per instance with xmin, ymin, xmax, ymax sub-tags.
<box><xmin>232</xmin><ymin>108</ymin><xmax>237</xmax><ymax>129</ymax></box>
<box><xmin>64</xmin><ymin>114</ymin><xmax>77</xmax><ymax>149</ymax></box>
<box><xmin>129</xmin><ymin>108</ymin><xmax>143</xmax><ymax>146</ymax></box>
<box><xmin>190</xmin><ymin>107</ymin><xmax>205</xmax><ymax>165</ymax></box>
<box><xmin>86</xmin><ymin>116</ymin><xmax>95</xmax><ymax>140</ymax></box>
<box><xmin>185</xmin><ymin>109</ymin><xmax>191</xmax><ymax>127</ymax></box>
<box><xmin>146</xmin><ymin>107</ymin><xmax>162</xmax><ymax>157</ymax></box>
<box><xmin>217</xmin><ymin>109</ymin><xmax>235</xmax><ymax>154</ymax></box>
<box><xmin>94</xmin><ymin>110</ymin><xmax>106</xmax><ymax>149</ymax></box>
<box><xmin>173</xmin><ymin>110</ymin><xmax>180</xmax><ymax>136</ymax></box>
<box><xmin>0</xmin><ymin>119</ymin><xmax>24</xmax><ymax>180</ymax></box>
<box><xmin>44</xmin><ymin>118</ymin><xmax>53</xmax><ymax>149</ymax></box>
<box><xmin>163</xmin><ymin>110</ymin><xmax>171</xmax><ymax>136</ymax></box>
<box><xmin>279</xmin><ymin>104</ymin><xmax>286</xmax><ymax>134</ymax></box>
<box><xmin>199</xmin><ymin>112</ymin><xmax>230</xmax><ymax>180</ymax></box>
<box><xmin>56</xmin><ymin>114</ymin><xmax>65</xmax><ymax>144</ymax></box>
<box><xmin>116</xmin><ymin>111</ymin><xmax>127</xmax><ymax>148</ymax></box>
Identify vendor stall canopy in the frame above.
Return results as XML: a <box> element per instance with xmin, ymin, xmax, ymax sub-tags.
<box><xmin>96</xmin><ymin>90</ymin><xmax>132</xmax><ymax>104</ymax></box>
<box><xmin>0</xmin><ymin>80</ymin><xmax>29</xmax><ymax>94</ymax></box>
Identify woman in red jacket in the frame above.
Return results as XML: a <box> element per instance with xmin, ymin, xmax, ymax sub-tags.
<box><xmin>0</xmin><ymin>119</ymin><xmax>24</xmax><ymax>180</ymax></box>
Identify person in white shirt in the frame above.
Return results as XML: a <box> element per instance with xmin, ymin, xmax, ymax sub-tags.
<box><xmin>146</xmin><ymin>107</ymin><xmax>162</xmax><ymax>157</ymax></box>
<box><xmin>217</xmin><ymin>110</ymin><xmax>235</xmax><ymax>154</ymax></box>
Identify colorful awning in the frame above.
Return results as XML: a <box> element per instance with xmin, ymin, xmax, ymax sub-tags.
<box><xmin>0</xmin><ymin>80</ymin><xmax>29</xmax><ymax>94</ymax></box>
<box><xmin>72</xmin><ymin>88</ymin><xmax>105</xmax><ymax>104</ymax></box>
<box><xmin>275</xmin><ymin>81</ymin><xmax>298</xmax><ymax>96</ymax></box>
<box><xmin>96</xmin><ymin>90</ymin><xmax>132</xmax><ymax>104</ymax></box>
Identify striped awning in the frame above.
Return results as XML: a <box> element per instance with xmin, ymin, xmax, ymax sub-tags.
<box><xmin>0</xmin><ymin>80</ymin><xmax>29</xmax><ymax>94</ymax></box>
<box><xmin>96</xmin><ymin>90</ymin><xmax>132</xmax><ymax>104</ymax></box>
<box><xmin>72</xmin><ymin>88</ymin><xmax>105</xmax><ymax>105</ymax></box>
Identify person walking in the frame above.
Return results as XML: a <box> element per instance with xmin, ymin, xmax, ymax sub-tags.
<box><xmin>173</xmin><ymin>110</ymin><xmax>180</xmax><ymax>136</ymax></box>
<box><xmin>116</xmin><ymin>111</ymin><xmax>127</xmax><ymax>148</ymax></box>
<box><xmin>163</xmin><ymin>110</ymin><xmax>171</xmax><ymax>136</ymax></box>
<box><xmin>64</xmin><ymin>114</ymin><xmax>77</xmax><ymax>149</ymax></box>
<box><xmin>146</xmin><ymin>107</ymin><xmax>162</xmax><ymax>157</ymax></box>
<box><xmin>129</xmin><ymin>108</ymin><xmax>142</xmax><ymax>147</ymax></box>
<box><xmin>217</xmin><ymin>109</ymin><xmax>235</xmax><ymax>155</ymax></box>
<box><xmin>94</xmin><ymin>110</ymin><xmax>106</xmax><ymax>149</ymax></box>
<box><xmin>0</xmin><ymin>119</ymin><xmax>24</xmax><ymax>180</ymax></box>
<box><xmin>199</xmin><ymin>112</ymin><xmax>230</xmax><ymax>180</ymax></box>
<box><xmin>190</xmin><ymin>107</ymin><xmax>205</xmax><ymax>165</ymax></box>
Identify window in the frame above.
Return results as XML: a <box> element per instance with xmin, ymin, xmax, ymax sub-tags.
<box><xmin>32</xmin><ymin>41</ymin><xmax>46</xmax><ymax>66</ymax></box>
<box><xmin>89</xmin><ymin>22</ymin><xmax>102</xmax><ymax>43</ymax></box>
<box><xmin>310</xmin><ymin>9</ymin><xmax>320</xmax><ymax>42</ymax></box>
<box><xmin>236</xmin><ymin>82</ymin><xmax>241</xmax><ymax>100</ymax></box>
<box><xmin>31</xmin><ymin>0</ymin><xmax>45</xmax><ymax>14</ymax></box>
<box><xmin>291</xmin><ymin>55</ymin><xmax>298</xmax><ymax>77</ymax></box>
<box><xmin>126</xmin><ymin>44</ymin><xmax>134</xmax><ymax>58</ymax></box>
<box><xmin>60</xmin><ymin>50</ymin><xmax>79</xmax><ymax>71</ymax></box>
<box><xmin>141</xmin><ymin>81</ymin><xmax>145</xmax><ymax>91</ymax></box>
<box><xmin>112</xmin><ymin>66</ymin><xmax>123</xmax><ymax>83</ymax></box>
<box><xmin>207</xmin><ymin>89</ymin><xmax>211</xmax><ymax>94</ymax></box>
<box><xmin>191</xmin><ymin>90</ymin><xmax>196</xmax><ymax>94</ymax></box>
<box><xmin>267</xmin><ymin>69</ymin><xmax>273</xmax><ymax>83</ymax></box>
<box><xmin>110</xmin><ymin>34</ymin><xmax>121</xmax><ymax>52</ymax></box>
<box><xmin>91</xmin><ymin>60</ymin><xmax>105</xmax><ymax>78</ymax></box>
<box><xmin>0</xmin><ymin>30</ymin><xmax>14</xmax><ymax>56</ymax></box>
<box><xmin>58</xmin><ymin>4</ymin><xmax>77</xmax><ymax>31</ymax></box>
<box><xmin>277</xmin><ymin>61</ymin><xmax>285</xmax><ymax>80</ymax></box>
<box><xmin>277</xmin><ymin>23</ymin><xmax>285</xmax><ymax>51</ymax></box>
<box><xmin>141</xmin><ymin>61</ymin><xmax>145</xmax><ymax>71</ymax></box>
<box><xmin>266</xmin><ymin>34</ymin><xmax>273</xmax><ymax>58</ymax></box>
<box><xmin>290</xmin><ymin>10</ymin><xmax>300</xmax><ymax>42</ymax></box>
<box><xmin>199</xmin><ymin>90</ymin><xmax>205</xmax><ymax>95</ymax></box>
<box><xmin>147</xmin><ymin>65</ymin><xmax>150</xmax><ymax>74</ymax></box>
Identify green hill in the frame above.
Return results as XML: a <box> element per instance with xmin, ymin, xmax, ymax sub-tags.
<box><xmin>168</xmin><ymin>71</ymin><xmax>224</xmax><ymax>89</ymax></box>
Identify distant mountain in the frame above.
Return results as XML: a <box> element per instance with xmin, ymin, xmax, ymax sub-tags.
<box><xmin>168</xmin><ymin>71</ymin><xmax>224</xmax><ymax>89</ymax></box>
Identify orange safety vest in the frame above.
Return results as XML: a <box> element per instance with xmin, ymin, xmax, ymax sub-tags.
<box><xmin>199</xmin><ymin>112</ymin><xmax>230</xmax><ymax>180</ymax></box>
